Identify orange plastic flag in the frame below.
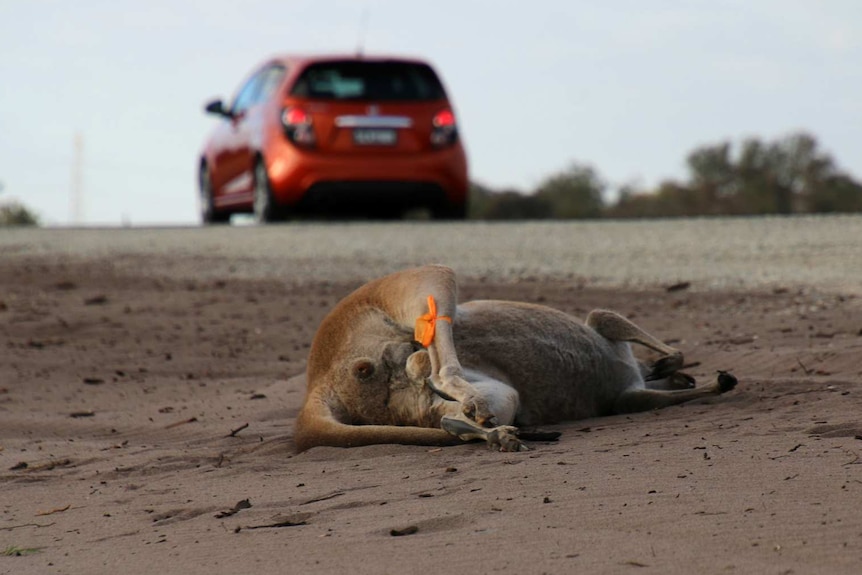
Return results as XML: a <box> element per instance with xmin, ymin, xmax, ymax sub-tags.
<box><xmin>414</xmin><ymin>295</ymin><xmax>451</xmax><ymax>347</ymax></box>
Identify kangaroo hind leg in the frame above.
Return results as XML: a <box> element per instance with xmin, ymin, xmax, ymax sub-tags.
<box><xmin>586</xmin><ymin>309</ymin><xmax>684</xmax><ymax>378</ymax></box>
<box><xmin>613</xmin><ymin>371</ymin><xmax>738</xmax><ymax>414</ymax></box>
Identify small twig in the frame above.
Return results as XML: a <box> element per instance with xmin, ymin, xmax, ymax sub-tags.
<box><xmin>10</xmin><ymin>458</ymin><xmax>72</xmax><ymax>472</ymax></box>
<box><xmin>242</xmin><ymin>518</ymin><xmax>307</xmax><ymax>530</ymax></box>
<box><xmin>165</xmin><ymin>417</ymin><xmax>198</xmax><ymax>429</ymax></box>
<box><xmin>36</xmin><ymin>504</ymin><xmax>71</xmax><ymax>516</ymax></box>
<box><xmin>227</xmin><ymin>423</ymin><xmax>249</xmax><ymax>437</ymax></box>
<box><xmin>299</xmin><ymin>492</ymin><xmax>344</xmax><ymax>506</ymax></box>
<box><xmin>0</xmin><ymin>522</ymin><xmax>55</xmax><ymax>532</ymax></box>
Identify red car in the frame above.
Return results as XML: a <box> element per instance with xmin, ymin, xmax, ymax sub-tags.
<box><xmin>198</xmin><ymin>54</ymin><xmax>469</xmax><ymax>223</ymax></box>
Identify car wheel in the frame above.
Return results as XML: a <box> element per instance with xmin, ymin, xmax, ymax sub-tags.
<box><xmin>253</xmin><ymin>160</ymin><xmax>282</xmax><ymax>224</ymax></box>
<box><xmin>199</xmin><ymin>166</ymin><xmax>230</xmax><ymax>224</ymax></box>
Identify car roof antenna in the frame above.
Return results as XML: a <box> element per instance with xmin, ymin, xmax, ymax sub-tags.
<box><xmin>356</xmin><ymin>8</ymin><xmax>369</xmax><ymax>58</ymax></box>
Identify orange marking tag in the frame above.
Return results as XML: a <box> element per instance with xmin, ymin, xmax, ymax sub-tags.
<box><xmin>414</xmin><ymin>295</ymin><xmax>451</xmax><ymax>347</ymax></box>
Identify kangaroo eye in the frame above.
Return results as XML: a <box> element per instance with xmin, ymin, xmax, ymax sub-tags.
<box><xmin>352</xmin><ymin>360</ymin><xmax>375</xmax><ymax>380</ymax></box>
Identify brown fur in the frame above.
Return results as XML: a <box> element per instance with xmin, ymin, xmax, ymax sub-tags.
<box><xmin>294</xmin><ymin>265</ymin><xmax>736</xmax><ymax>452</ymax></box>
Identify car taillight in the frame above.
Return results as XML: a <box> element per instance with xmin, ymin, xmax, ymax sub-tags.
<box><xmin>431</xmin><ymin>108</ymin><xmax>458</xmax><ymax>147</ymax></box>
<box><xmin>281</xmin><ymin>107</ymin><xmax>316</xmax><ymax>147</ymax></box>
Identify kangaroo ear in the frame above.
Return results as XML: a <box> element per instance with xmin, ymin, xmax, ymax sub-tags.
<box><xmin>406</xmin><ymin>349</ymin><xmax>431</xmax><ymax>382</ymax></box>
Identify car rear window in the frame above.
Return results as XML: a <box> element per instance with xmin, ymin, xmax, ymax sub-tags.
<box><xmin>290</xmin><ymin>61</ymin><xmax>446</xmax><ymax>101</ymax></box>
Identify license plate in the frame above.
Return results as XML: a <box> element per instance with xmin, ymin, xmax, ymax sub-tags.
<box><xmin>353</xmin><ymin>128</ymin><xmax>397</xmax><ymax>146</ymax></box>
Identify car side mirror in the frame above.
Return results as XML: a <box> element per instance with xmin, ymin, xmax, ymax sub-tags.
<box><xmin>204</xmin><ymin>99</ymin><xmax>233</xmax><ymax>118</ymax></box>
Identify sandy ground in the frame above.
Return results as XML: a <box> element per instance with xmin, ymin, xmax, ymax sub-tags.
<box><xmin>2</xmin><ymin>222</ymin><xmax>862</xmax><ymax>574</ymax></box>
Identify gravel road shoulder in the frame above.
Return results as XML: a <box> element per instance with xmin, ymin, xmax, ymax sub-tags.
<box><xmin>2</xmin><ymin>215</ymin><xmax>860</xmax><ymax>293</ymax></box>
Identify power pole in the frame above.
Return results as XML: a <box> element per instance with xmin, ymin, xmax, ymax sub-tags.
<box><xmin>70</xmin><ymin>132</ymin><xmax>84</xmax><ymax>225</ymax></box>
<box><xmin>356</xmin><ymin>9</ymin><xmax>369</xmax><ymax>56</ymax></box>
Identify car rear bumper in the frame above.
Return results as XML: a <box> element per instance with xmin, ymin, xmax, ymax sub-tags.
<box><xmin>265</xmin><ymin>142</ymin><xmax>468</xmax><ymax>209</ymax></box>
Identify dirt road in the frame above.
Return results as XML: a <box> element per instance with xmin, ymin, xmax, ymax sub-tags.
<box><xmin>1</xmin><ymin>218</ymin><xmax>861</xmax><ymax>574</ymax></box>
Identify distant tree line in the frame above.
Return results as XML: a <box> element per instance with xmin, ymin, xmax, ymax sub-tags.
<box><xmin>469</xmin><ymin>132</ymin><xmax>862</xmax><ymax>220</ymax></box>
<box><xmin>4</xmin><ymin>131</ymin><xmax>858</xmax><ymax>226</ymax></box>
<box><xmin>0</xmin><ymin>182</ymin><xmax>39</xmax><ymax>226</ymax></box>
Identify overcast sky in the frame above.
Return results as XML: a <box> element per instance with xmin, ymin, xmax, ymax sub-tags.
<box><xmin>2</xmin><ymin>1</ymin><xmax>860</xmax><ymax>225</ymax></box>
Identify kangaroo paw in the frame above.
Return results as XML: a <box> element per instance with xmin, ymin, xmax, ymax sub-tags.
<box><xmin>440</xmin><ymin>417</ymin><xmax>526</xmax><ymax>452</ymax></box>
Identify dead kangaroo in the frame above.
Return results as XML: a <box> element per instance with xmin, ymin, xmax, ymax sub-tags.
<box><xmin>295</xmin><ymin>265</ymin><xmax>737</xmax><ymax>452</ymax></box>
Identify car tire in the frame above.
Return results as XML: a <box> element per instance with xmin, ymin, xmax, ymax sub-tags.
<box><xmin>199</xmin><ymin>166</ymin><xmax>230</xmax><ymax>225</ymax></box>
<box><xmin>253</xmin><ymin>160</ymin><xmax>283</xmax><ymax>224</ymax></box>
